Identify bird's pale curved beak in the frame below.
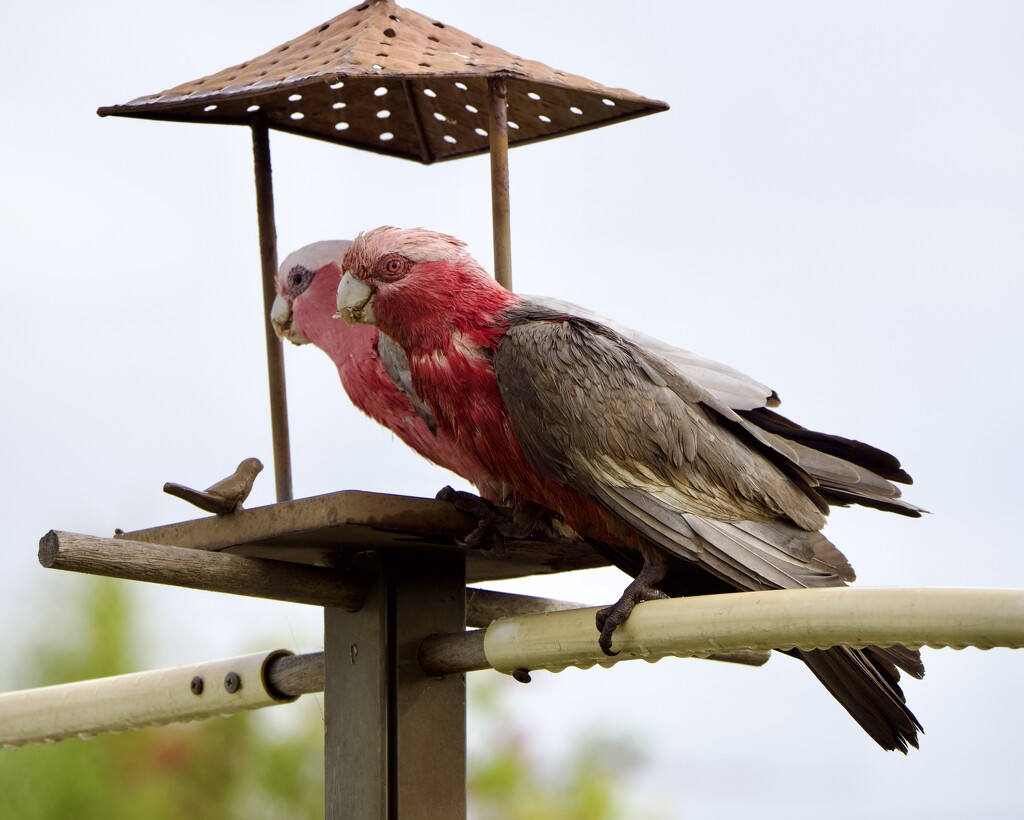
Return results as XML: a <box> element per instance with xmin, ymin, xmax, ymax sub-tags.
<box><xmin>336</xmin><ymin>272</ymin><xmax>376</xmax><ymax>326</ymax></box>
<box><xmin>270</xmin><ymin>293</ymin><xmax>310</xmax><ymax>345</ymax></box>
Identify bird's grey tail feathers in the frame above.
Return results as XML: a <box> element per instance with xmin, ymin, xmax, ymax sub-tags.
<box><xmin>584</xmin><ymin>518</ymin><xmax>925</xmax><ymax>752</ymax></box>
<box><xmin>790</xmin><ymin>646</ymin><xmax>923</xmax><ymax>753</ymax></box>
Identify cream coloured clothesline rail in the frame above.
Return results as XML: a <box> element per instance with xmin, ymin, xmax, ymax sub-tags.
<box><xmin>4</xmin><ymin>586</ymin><xmax>1021</xmax><ymax>749</ymax></box>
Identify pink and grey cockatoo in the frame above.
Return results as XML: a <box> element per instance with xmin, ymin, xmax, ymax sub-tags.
<box><xmin>335</xmin><ymin>226</ymin><xmax>924</xmax><ymax>752</ymax></box>
<box><xmin>270</xmin><ymin>240</ymin><xmax>502</xmax><ymax>500</ymax></box>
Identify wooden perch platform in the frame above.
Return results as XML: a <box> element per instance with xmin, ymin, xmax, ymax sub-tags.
<box><xmin>118</xmin><ymin>490</ymin><xmax>609</xmax><ymax>583</ymax></box>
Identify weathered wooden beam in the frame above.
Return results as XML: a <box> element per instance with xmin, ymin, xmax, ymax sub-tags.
<box><xmin>39</xmin><ymin>531</ymin><xmax>363</xmax><ymax>610</ymax></box>
<box><xmin>264</xmin><ymin>650</ymin><xmax>324</xmax><ymax>698</ymax></box>
<box><xmin>465</xmin><ymin>587</ymin><xmax>582</xmax><ymax>625</ymax></box>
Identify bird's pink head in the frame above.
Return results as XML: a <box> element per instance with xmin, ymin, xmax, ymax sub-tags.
<box><xmin>338</xmin><ymin>226</ymin><xmax>516</xmax><ymax>352</ymax></box>
<box><xmin>272</xmin><ymin>240</ymin><xmax>356</xmax><ymax>345</ymax></box>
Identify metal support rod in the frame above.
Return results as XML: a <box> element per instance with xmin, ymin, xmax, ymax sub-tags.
<box><xmin>325</xmin><ymin>551</ymin><xmax>466</xmax><ymax>820</ymax></box>
<box><xmin>488</xmin><ymin>76</ymin><xmax>512</xmax><ymax>291</ymax></box>
<box><xmin>39</xmin><ymin>530</ymin><xmax>364</xmax><ymax>611</ymax></box>
<box><xmin>251</xmin><ymin>115</ymin><xmax>293</xmax><ymax>502</ymax></box>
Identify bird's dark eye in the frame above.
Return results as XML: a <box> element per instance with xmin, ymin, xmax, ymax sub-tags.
<box><xmin>376</xmin><ymin>254</ymin><xmax>409</xmax><ymax>282</ymax></box>
<box><xmin>286</xmin><ymin>265</ymin><xmax>314</xmax><ymax>295</ymax></box>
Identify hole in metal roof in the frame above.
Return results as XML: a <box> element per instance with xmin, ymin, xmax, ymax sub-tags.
<box><xmin>455</xmin><ymin>82</ymin><xmax>468</xmax><ymax>91</ymax></box>
<box><xmin>335</xmin><ymin>122</ymin><xmax>349</xmax><ymax>131</ymax></box>
<box><xmin>374</xmin><ymin>87</ymin><xmax>388</xmax><ymax>97</ymax></box>
<box><xmin>418</xmin><ymin>62</ymin><xmax>431</xmax><ymax>67</ymax></box>
<box><xmin>372</xmin><ymin>64</ymin><xmax>384</xmax><ymax>70</ymax></box>
<box><xmin>379</xmin><ymin>132</ymin><xmax>394</xmax><ymax>141</ymax></box>
<box><xmin>432</xmin><ymin>21</ymin><xmax>445</xmax><ymax>28</ymax></box>
<box><xmin>389</xmin><ymin>14</ymin><xmax>400</xmax><ymax>22</ymax></box>
<box><xmin>333</xmin><ymin>102</ymin><xmax>346</xmax><ymax>109</ymax></box>
<box><xmin>443</xmin><ymin>135</ymin><xmax>457</xmax><ymax>144</ymax></box>
<box><xmin>538</xmin><ymin>115</ymin><xmax>551</xmax><ymax>123</ymax></box>
<box><xmin>508</xmin><ymin>121</ymin><xmax>519</xmax><ymax>129</ymax></box>
<box><xmin>289</xmin><ymin>93</ymin><xmax>302</xmax><ymax>101</ymax></box>
<box><xmin>247</xmin><ymin>105</ymin><xmax>260</xmax><ymax>112</ymax></box>
<box><xmin>465</xmin><ymin>104</ymin><xmax>478</xmax><ymax>114</ymax></box>
<box><xmin>330</xmin><ymin>81</ymin><xmax>344</xmax><ymax>90</ymax></box>
<box><xmin>475</xmin><ymin>127</ymin><xmax>488</xmax><ymax>137</ymax></box>
<box><xmin>527</xmin><ymin>92</ymin><xmax>541</xmax><ymax>101</ymax></box>
<box><xmin>570</xmin><ymin>106</ymin><xmax>583</xmax><ymax>115</ymax></box>
<box><xmin>204</xmin><ymin>104</ymin><xmax>217</xmax><ymax>112</ymax></box>
<box><xmin>291</xmin><ymin>112</ymin><xmax>305</xmax><ymax>120</ymax></box>
<box><xmin>377</xmin><ymin>110</ymin><xmax>391</xmax><ymax>119</ymax></box>
<box><xmin>423</xmin><ymin>89</ymin><xmax>436</xmax><ymax>98</ymax></box>
<box><xmin>602</xmin><ymin>98</ymin><xmax>616</xmax><ymax>106</ymax></box>
<box><xmin>428</xmin><ymin>36</ymin><xmax>440</xmax><ymax>43</ymax></box>
<box><xmin>433</xmin><ymin>112</ymin><xmax>447</xmax><ymax>121</ymax></box>
<box><xmin>383</xmin><ymin>28</ymin><xmax>396</xmax><ymax>37</ymax></box>
<box><xmin>319</xmin><ymin>23</ymin><xmax>330</xmax><ymax>32</ymax></box>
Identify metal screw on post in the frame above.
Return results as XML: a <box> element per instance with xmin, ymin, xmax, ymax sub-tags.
<box><xmin>190</xmin><ymin>676</ymin><xmax>204</xmax><ymax>695</ymax></box>
<box><xmin>224</xmin><ymin>672</ymin><xmax>242</xmax><ymax>694</ymax></box>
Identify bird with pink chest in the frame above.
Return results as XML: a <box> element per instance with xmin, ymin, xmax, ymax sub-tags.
<box><xmin>335</xmin><ymin>225</ymin><xmax>925</xmax><ymax>753</ymax></box>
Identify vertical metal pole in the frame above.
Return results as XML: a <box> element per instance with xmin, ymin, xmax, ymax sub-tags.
<box><xmin>251</xmin><ymin>116</ymin><xmax>293</xmax><ymax>502</ymax></box>
<box><xmin>488</xmin><ymin>76</ymin><xmax>513</xmax><ymax>291</ymax></box>
<box><xmin>324</xmin><ymin>551</ymin><xmax>466</xmax><ymax>819</ymax></box>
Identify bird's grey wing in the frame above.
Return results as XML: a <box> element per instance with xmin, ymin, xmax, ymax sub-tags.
<box><xmin>494</xmin><ymin>306</ymin><xmax>857</xmax><ymax>592</ymax></box>
<box><xmin>527</xmin><ymin>295</ymin><xmax>920</xmax><ymax>517</ymax></box>
<box><xmin>376</xmin><ymin>331</ymin><xmax>438</xmax><ymax>434</ymax></box>
<box><xmin>528</xmin><ymin>295</ymin><xmax>778</xmax><ymax>411</ymax></box>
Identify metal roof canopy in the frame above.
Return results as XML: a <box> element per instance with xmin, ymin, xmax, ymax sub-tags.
<box><xmin>98</xmin><ymin>0</ymin><xmax>667</xmax><ymax>504</ymax></box>
<box><xmin>97</xmin><ymin>0</ymin><xmax>667</xmax><ymax>162</ymax></box>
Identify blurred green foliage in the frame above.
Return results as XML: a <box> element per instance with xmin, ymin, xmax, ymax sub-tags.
<box><xmin>0</xmin><ymin>579</ymin><xmax>661</xmax><ymax>819</ymax></box>
<box><xmin>468</xmin><ymin>677</ymin><xmax>664</xmax><ymax>820</ymax></box>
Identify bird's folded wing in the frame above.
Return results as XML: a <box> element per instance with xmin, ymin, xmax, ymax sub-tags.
<box><xmin>376</xmin><ymin>330</ymin><xmax>438</xmax><ymax>434</ymax></box>
<box><xmin>497</xmin><ymin>306</ymin><xmax>825</xmax><ymax>524</ymax></box>
<box><xmin>526</xmin><ymin>296</ymin><xmax>919</xmax><ymax>517</ymax></box>
<box><xmin>530</xmin><ymin>295</ymin><xmax>778</xmax><ymax>411</ymax></box>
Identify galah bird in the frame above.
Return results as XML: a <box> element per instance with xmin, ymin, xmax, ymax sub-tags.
<box><xmin>336</xmin><ymin>226</ymin><xmax>925</xmax><ymax>752</ymax></box>
<box><xmin>270</xmin><ymin>240</ymin><xmax>503</xmax><ymax>501</ymax></box>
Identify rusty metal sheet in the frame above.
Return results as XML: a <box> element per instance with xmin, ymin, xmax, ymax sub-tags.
<box><xmin>98</xmin><ymin>0</ymin><xmax>667</xmax><ymax>163</ymax></box>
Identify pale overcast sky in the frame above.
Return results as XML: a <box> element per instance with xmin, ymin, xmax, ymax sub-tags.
<box><xmin>2</xmin><ymin>2</ymin><xmax>1022</xmax><ymax>816</ymax></box>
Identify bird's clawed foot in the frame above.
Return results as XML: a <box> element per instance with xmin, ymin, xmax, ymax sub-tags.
<box><xmin>436</xmin><ymin>486</ymin><xmax>535</xmax><ymax>556</ymax></box>
<box><xmin>596</xmin><ymin>561</ymin><xmax>670</xmax><ymax>656</ymax></box>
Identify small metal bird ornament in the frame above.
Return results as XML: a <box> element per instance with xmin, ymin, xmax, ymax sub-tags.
<box><xmin>163</xmin><ymin>457</ymin><xmax>264</xmax><ymax>515</ymax></box>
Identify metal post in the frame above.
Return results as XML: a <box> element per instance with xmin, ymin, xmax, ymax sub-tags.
<box><xmin>488</xmin><ymin>76</ymin><xmax>512</xmax><ymax>291</ymax></box>
<box><xmin>251</xmin><ymin>115</ymin><xmax>293</xmax><ymax>502</ymax></box>
<box><xmin>325</xmin><ymin>551</ymin><xmax>467</xmax><ymax>819</ymax></box>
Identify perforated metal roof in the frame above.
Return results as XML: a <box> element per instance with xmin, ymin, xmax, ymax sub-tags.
<box><xmin>98</xmin><ymin>0</ymin><xmax>668</xmax><ymax>163</ymax></box>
